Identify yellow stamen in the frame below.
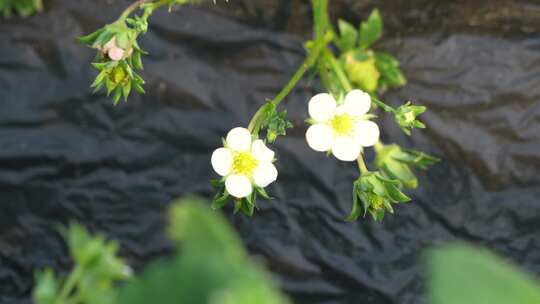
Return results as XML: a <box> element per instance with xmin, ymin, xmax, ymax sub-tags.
<box><xmin>331</xmin><ymin>114</ymin><xmax>354</xmax><ymax>135</ymax></box>
<box><xmin>232</xmin><ymin>152</ymin><xmax>258</xmax><ymax>176</ymax></box>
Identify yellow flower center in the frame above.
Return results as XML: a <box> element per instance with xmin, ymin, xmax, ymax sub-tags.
<box><xmin>232</xmin><ymin>152</ymin><xmax>258</xmax><ymax>176</ymax></box>
<box><xmin>369</xmin><ymin>194</ymin><xmax>384</xmax><ymax>211</ymax></box>
<box><xmin>109</xmin><ymin>66</ymin><xmax>128</xmax><ymax>85</ymax></box>
<box><xmin>404</xmin><ymin>111</ymin><xmax>415</xmax><ymax>123</ymax></box>
<box><xmin>331</xmin><ymin>114</ymin><xmax>354</xmax><ymax>135</ymax></box>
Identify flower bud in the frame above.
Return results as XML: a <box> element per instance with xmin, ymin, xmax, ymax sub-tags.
<box><xmin>100</xmin><ymin>37</ymin><xmax>133</xmax><ymax>61</ymax></box>
<box><xmin>344</xmin><ymin>52</ymin><xmax>380</xmax><ymax>93</ymax></box>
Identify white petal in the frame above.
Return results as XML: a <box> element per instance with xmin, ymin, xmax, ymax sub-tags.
<box><xmin>211</xmin><ymin>148</ymin><xmax>233</xmax><ymax>176</ymax></box>
<box><xmin>332</xmin><ymin>136</ymin><xmax>362</xmax><ymax>161</ymax></box>
<box><xmin>251</xmin><ymin>139</ymin><xmax>275</xmax><ymax>163</ymax></box>
<box><xmin>344</xmin><ymin>89</ymin><xmax>371</xmax><ymax>117</ymax></box>
<box><xmin>253</xmin><ymin>162</ymin><xmax>278</xmax><ymax>188</ymax></box>
<box><xmin>225</xmin><ymin>174</ymin><xmax>253</xmax><ymax>198</ymax></box>
<box><xmin>306</xmin><ymin>123</ymin><xmax>334</xmax><ymax>152</ymax></box>
<box><xmin>226</xmin><ymin>127</ymin><xmax>252</xmax><ymax>152</ymax></box>
<box><xmin>354</xmin><ymin>120</ymin><xmax>380</xmax><ymax>147</ymax></box>
<box><xmin>308</xmin><ymin>93</ymin><xmax>336</xmax><ymax>122</ymax></box>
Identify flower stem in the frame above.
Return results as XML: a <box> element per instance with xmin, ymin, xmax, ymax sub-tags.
<box><xmin>357</xmin><ymin>154</ymin><xmax>369</xmax><ymax>174</ymax></box>
<box><xmin>323</xmin><ymin>48</ymin><xmax>352</xmax><ymax>92</ymax></box>
<box><xmin>371</xmin><ymin>96</ymin><xmax>395</xmax><ymax>113</ymax></box>
<box><xmin>247</xmin><ymin>31</ymin><xmax>333</xmax><ymax>134</ymax></box>
<box><xmin>119</xmin><ymin>0</ymin><xmax>149</xmax><ymax>21</ymax></box>
<box><xmin>54</xmin><ymin>265</ymin><xmax>83</xmax><ymax>304</ymax></box>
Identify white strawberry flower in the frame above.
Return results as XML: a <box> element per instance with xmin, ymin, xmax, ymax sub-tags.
<box><xmin>211</xmin><ymin>127</ymin><xmax>278</xmax><ymax>198</ymax></box>
<box><xmin>305</xmin><ymin>89</ymin><xmax>380</xmax><ymax>161</ymax></box>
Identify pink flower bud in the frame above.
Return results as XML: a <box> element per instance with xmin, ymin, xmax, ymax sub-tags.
<box><xmin>108</xmin><ymin>47</ymin><xmax>125</xmax><ymax>61</ymax></box>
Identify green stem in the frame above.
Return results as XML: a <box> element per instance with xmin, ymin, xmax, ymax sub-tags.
<box><xmin>119</xmin><ymin>0</ymin><xmax>148</xmax><ymax>20</ymax></box>
<box><xmin>323</xmin><ymin>48</ymin><xmax>352</xmax><ymax>92</ymax></box>
<box><xmin>247</xmin><ymin>31</ymin><xmax>333</xmax><ymax>134</ymax></box>
<box><xmin>371</xmin><ymin>96</ymin><xmax>395</xmax><ymax>113</ymax></box>
<box><xmin>118</xmin><ymin>0</ymin><xmax>168</xmax><ymax>21</ymax></box>
<box><xmin>312</xmin><ymin>0</ymin><xmax>329</xmax><ymax>39</ymax></box>
<box><xmin>55</xmin><ymin>265</ymin><xmax>83</xmax><ymax>304</ymax></box>
<box><xmin>357</xmin><ymin>154</ymin><xmax>369</xmax><ymax>174</ymax></box>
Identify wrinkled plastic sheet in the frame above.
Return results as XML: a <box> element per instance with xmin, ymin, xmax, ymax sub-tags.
<box><xmin>1</xmin><ymin>0</ymin><xmax>540</xmax><ymax>303</ymax></box>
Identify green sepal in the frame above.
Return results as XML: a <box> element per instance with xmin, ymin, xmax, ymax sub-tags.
<box><xmin>394</xmin><ymin>101</ymin><xmax>427</xmax><ymax>135</ymax></box>
<box><xmin>348</xmin><ymin>171</ymin><xmax>411</xmax><ymax>222</ymax></box>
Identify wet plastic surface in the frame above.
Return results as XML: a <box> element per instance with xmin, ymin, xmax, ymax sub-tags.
<box><xmin>1</xmin><ymin>0</ymin><xmax>540</xmax><ymax>303</ymax></box>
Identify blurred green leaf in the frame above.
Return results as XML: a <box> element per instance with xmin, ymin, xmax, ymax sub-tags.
<box><xmin>428</xmin><ymin>244</ymin><xmax>540</xmax><ymax>304</ymax></box>
<box><xmin>336</xmin><ymin>19</ymin><xmax>358</xmax><ymax>52</ymax></box>
<box><xmin>33</xmin><ymin>269</ymin><xmax>58</xmax><ymax>304</ymax></box>
<box><xmin>358</xmin><ymin>9</ymin><xmax>382</xmax><ymax>49</ymax></box>
<box><xmin>374</xmin><ymin>52</ymin><xmax>406</xmax><ymax>88</ymax></box>
<box><xmin>119</xmin><ymin>198</ymin><xmax>290</xmax><ymax>304</ymax></box>
<box><xmin>0</xmin><ymin>0</ymin><xmax>42</xmax><ymax>18</ymax></box>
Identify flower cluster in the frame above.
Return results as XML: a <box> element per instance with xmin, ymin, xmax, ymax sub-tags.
<box><xmin>80</xmin><ymin>1</ymin><xmax>438</xmax><ymax>221</ymax></box>
<box><xmin>80</xmin><ymin>0</ymin><xmax>203</xmax><ymax>104</ymax></box>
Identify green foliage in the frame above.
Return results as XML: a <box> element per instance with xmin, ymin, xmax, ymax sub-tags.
<box><xmin>33</xmin><ymin>223</ymin><xmax>131</xmax><ymax>304</ymax></box>
<box><xmin>0</xmin><ymin>0</ymin><xmax>42</xmax><ymax>18</ymax></box>
<box><xmin>117</xmin><ymin>198</ymin><xmax>290</xmax><ymax>304</ymax></box>
<box><xmin>256</xmin><ymin>102</ymin><xmax>293</xmax><ymax>143</ymax></box>
<box><xmin>394</xmin><ymin>101</ymin><xmax>427</xmax><ymax>135</ymax></box>
<box><xmin>333</xmin><ymin>9</ymin><xmax>404</xmax><ymax>95</ymax></box>
<box><xmin>90</xmin><ymin>61</ymin><xmax>145</xmax><ymax>104</ymax></box>
<box><xmin>358</xmin><ymin>9</ymin><xmax>382</xmax><ymax>50</ymax></box>
<box><xmin>211</xmin><ymin>179</ymin><xmax>270</xmax><ymax>217</ymax></box>
<box><xmin>336</xmin><ymin>19</ymin><xmax>358</xmax><ymax>52</ymax></box>
<box><xmin>428</xmin><ymin>244</ymin><xmax>540</xmax><ymax>304</ymax></box>
<box><xmin>375</xmin><ymin>144</ymin><xmax>439</xmax><ymax>189</ymax></box>
<box><xmin>33</xmin><ymin>198</ymin><xmax>290</xmax><ymax>304</ymax></box>
<box><xmin>374</xmin><ymin>52</ymin><xmax>406</xmax><ymax>90</ymax></box>
<box><xmin>348</xmin><ymin>171</ymin><xmax>410</xmax><ymax>222</ymax></box>
<box><xmin>80</xmin><ymin>0</ymin><xmax>202</xmax><ymax>104</ymax></box>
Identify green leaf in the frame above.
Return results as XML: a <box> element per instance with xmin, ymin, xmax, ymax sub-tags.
<box><xmin>121</xmin><ymin>198</ymin><xmax>290</xmax><ymax>304</ymax></box>
<box><xmin>374</xmin><ymin>52</ymin><xmax>406</xmax><ymax>87</ymax></box>
<box><xmin>33</xmin><ymin>269</ymin><xmax>58</xmax><ymax>304</ymax></box>
<box><xmin>79</xmin><ymin>28</ymin><xmax>106</xmax><ymax>46</ymax></box>
<box><xmin>211</xmin><ymin>188</ymin><xmax>229</xmax><ymax>210</ymax></box>
<box><xmin>336</xmin><ymin>19</ymin><xmax>358</xmax><ymax>52</ymax></box>
<box><xmin>393</xmin><ymin>149</ymin><xmax>440</xmax><ymax>170</ymax></box>
<box><xmin>359</xmin><ymin>9</ymin><xmax>382</xmax><ymax>49</ymax></box>
<box><xmin>428</xmin><ymin>244</ymin><xmax>540</xmax><ymax>304</ymax></box>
